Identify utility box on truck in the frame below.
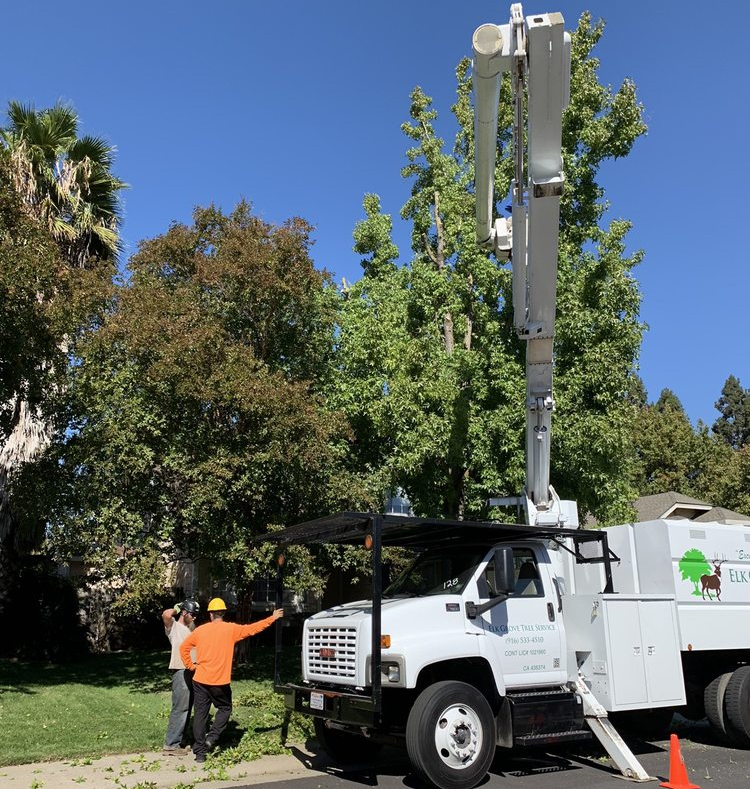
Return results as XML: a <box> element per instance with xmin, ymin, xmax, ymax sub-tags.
<box><xmin>571</xmin><ymin>520</ymin><xmax>750</xmax><ymax>652</ymax></box>
<box><xmin>565</xmin><ymin>518</ymin><xmax>750</xmax><ymax>748</ymax></box>
<box><xmin>564</xmin><ymin>593</ymin><xmax>685</xmax><ymax>711</ymax></box>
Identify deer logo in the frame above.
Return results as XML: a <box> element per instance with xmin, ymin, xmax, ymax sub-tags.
<box><xmin>700</xmin><ymin>557</ymin><xmax>726</xmax><ymax>601</ymax></box>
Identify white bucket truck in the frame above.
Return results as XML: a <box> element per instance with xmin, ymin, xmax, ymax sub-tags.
<box><xmin>263</xmin><ymin>514</ymin><xmax>750</xmax><ymax>789</ymax></box>
<box><xmin>258</xmin><ymin>5</ymin><xmax>750</xmax><ymax>788</ymax></box>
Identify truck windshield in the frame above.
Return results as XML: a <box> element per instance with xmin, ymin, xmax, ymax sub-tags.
<box><xmin>384</xmin><ymin>547</ymin><xmax>486</xmax><ymax>597</ymax></box>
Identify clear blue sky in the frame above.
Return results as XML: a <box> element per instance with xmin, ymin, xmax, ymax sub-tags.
<box><xmin>3</xmin><ymin>1</ymin><xmax>747</xmax><ymax>426</ymax></box>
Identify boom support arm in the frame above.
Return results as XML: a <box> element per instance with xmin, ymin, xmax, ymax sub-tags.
<box><xmin>473</xmin><ymin>5</ymin><xmax>577</xmax><ymax>527</ymax></box>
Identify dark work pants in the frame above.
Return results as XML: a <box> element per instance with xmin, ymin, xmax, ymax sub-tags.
<box><xmin>192</xmin><ymin>680</ymin><xmax>232</xmax><ymax>757</ymax></box>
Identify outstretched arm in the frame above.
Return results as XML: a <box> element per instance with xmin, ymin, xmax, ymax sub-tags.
<box><xmin>236</xmin><ymin>608</ymin><xmax>284</xmax><ymax>641</ymax></box>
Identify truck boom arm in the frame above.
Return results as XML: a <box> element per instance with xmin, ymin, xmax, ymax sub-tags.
<box><xmin>473</xmin><ymin>5</ymin><xmax>576</xmax><ymax>527</ymax></box>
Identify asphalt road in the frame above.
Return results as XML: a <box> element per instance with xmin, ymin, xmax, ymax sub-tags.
<box><xmin>245</xmin><ymin>719</ymin><xmax>750</xmax><ymax>789</ymax></box>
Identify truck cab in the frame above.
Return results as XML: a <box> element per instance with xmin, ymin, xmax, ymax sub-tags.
<box><xmin>265</xmin><ymin>512</ymin><xmax>612</xmax><ymax>789</ymax></box>
<box><xmin>304</xmin><ymin>540</ymin><xmax>567</xmax><ymax>695</ymax></box>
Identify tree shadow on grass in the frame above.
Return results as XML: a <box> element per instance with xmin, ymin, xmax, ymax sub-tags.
<box><xmin>0</xmin><ymin>643</ymin><xmax>289</xmax><ymax>697</ymax></box>
<box><xmin>0</xmin><ymin>649</ymin><xmax>170</xmax><ymax>695</ymax></box>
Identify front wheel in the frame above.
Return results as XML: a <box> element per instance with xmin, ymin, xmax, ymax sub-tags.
<box><xmin>313</xmin><ymin>717</ymin><xmax>382</xmax><ymax>764</ymax></box>
<box><xmin>406</xmin><ymin>681</ymin><xmax>496</xmax><ymax>789</ymax></box>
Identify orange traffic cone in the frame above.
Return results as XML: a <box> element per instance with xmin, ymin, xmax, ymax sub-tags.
<box><xmin>660</xmin><ymin>734</ymin><xmax>699</xmax><ymax>789</ymax></box>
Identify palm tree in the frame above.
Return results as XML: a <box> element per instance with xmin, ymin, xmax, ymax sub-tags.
<box><xmin>1</xmin><ymin>101</ymin><xmax>126</xmax><ymax>265</ymax></box>
<box><xmin>0</xmin><ymin>102</ymin><xmax>126</xmax><ymax>606</ymax></box>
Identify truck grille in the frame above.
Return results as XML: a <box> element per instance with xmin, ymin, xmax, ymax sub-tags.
<box><xmin>307</xmin><ymin>626</ymin><xmax>357</xmax><ymax>678</ymax></box>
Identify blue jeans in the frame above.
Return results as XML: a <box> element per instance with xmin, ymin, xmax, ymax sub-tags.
<box><xmin>164</xmin><ymin>669</ymin><xmax>193</xmax><ymax>748</ymax></box>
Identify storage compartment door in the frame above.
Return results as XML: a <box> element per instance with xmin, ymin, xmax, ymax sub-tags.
<box><xmin>639</xmin><ymin>600</ymin><xmax>685</xmax><ymax>704</ymax></box>
<box><xmin>606</xmin><ymin>600</ymin><xmax>648</xmax><ymax>706</ymax></box>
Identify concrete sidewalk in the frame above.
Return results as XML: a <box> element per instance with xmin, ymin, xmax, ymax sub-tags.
<box><xmin>0</xmin><ymin>745</ymin><xmax>327</xmax><ymax>789</ymax></box>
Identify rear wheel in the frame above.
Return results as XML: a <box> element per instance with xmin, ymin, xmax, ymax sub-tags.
<box><xmin>725</xmin><ymin>666</ymin><xmax>750</xmax><ymax>746</ymax></box>
<box><xmin>406</xmin><ymin>680</ymin><xmax>496</xmax><ymax>789</ymax></box>
<box><xmin>705</xmin><ymin>672</ymin><xmax>737</xmax><ymax>743</ymax></box>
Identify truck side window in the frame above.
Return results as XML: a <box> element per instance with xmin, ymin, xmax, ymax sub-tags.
<box><xmin>512</xmin><ymin>549</ymin><xmax>543</xmax><ymax>597</ymax></box>
<box><xmin>482</xmin><ymin>548</ymin><xmax>542</xmax><ymax>598</ymax></box>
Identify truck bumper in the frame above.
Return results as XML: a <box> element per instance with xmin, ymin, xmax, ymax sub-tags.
<box><xmin>276</xmin><ymin>683</ymin><xmax>378</xmax><ymax>727</ymax></box>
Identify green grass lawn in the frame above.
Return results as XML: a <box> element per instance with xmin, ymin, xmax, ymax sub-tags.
<box><xmin>0</xmin><ymin>646</ymin><xmax>311</xmax><ymax>766</ymax></box>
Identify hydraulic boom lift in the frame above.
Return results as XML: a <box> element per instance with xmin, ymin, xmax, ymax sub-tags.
<box><xmin>473</xmin><ymin>5</ymin><xmax>577</xmax><ymax>528</ymax></box>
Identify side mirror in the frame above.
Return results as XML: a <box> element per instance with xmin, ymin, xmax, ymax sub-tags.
<box><xmin>493</xmin><ymin>546</ymin><xmax>515</xmax><ymax>596</ymax></box>
<box><xmin>466</xmin><ymin>546</ymin><xmax>515</xmax><ymax>619</ymax></box>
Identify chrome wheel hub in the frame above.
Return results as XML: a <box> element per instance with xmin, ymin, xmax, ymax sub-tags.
<box><xmin>433</xmin><ymin>703</ymin><xmax>483</xmax><ymax>769</ymax></box>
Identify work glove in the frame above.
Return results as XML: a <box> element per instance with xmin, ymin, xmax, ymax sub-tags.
<box><xmin>173</xmin><ymin>602</ymin><xmax>182</xmax><ymax>615</ymax></box>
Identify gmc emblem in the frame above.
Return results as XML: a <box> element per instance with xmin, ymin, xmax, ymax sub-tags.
<box><xmin>319</xmin><ymin>648</ymin><xmax>336</xmax><ymax>659</ymax></box>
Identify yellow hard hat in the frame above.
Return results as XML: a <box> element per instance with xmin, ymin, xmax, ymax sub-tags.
<box><xmin>207</xmin><ymin>597</ymin><xmax>227</xmax><ymax>612</ymax></box>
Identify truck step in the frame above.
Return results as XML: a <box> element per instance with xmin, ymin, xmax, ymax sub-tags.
<box><xmin>507</xmin><ymin>688</ymin><xmax>572</xmax><ymax>699</ymax></box>
<box><xmin>515</xmin><ymin>730</ymin><xmax>592</xmax><ymax>747</ymax></box>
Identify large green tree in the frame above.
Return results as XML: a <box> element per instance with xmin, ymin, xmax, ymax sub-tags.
<box><xmin>27</xmin><ymin>202</ymin><xmax>358</xmax><ymax>617</ymax></box>
<box><xmin>631</xmin><ymin>389</ymin><xmax>724</xmax><ymax>498</ymax></box>
<box><xmin>0</xmin><ymin>160</ymin><xmax>67</xmax><ymax>516</ymax></box>
<box><xmin>0</xmin><ymin>102</ymin><xmax>123</xmax><ymax>616</ymax></box>
<box><xmin>713</xmin><ymin>375</ymin><xmax>750</xmax><ymax>450</ymax></box>
<box><xmin>333</xmin><ymin>13</ymin><xmax>646</xmax><ymax>523</ymax></box>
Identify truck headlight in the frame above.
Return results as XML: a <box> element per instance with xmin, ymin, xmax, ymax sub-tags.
<box><xmin>383</xmin><ymin>662</ymin><xmax>400</xmax><ymax>683</ymax></box>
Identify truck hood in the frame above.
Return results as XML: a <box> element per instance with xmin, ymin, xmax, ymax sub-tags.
<box><xmin>308</xmin><ymin>595</ymin><xmax>467</xmax><ymax>631</ymax></box>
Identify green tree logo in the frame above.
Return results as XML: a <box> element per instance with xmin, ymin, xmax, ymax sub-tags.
<box><xmin>678</xmin><ymin>549</ymin><xmax>711</xmax><ymax>596</ymax></box>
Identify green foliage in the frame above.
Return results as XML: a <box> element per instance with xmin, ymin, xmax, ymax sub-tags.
<box><xmin>713</xmin><ymin>375</ymin><xmax>750</xmax><ymax>450</ymax></box>
<box><xmin>0</xmin><ymin>101</ymin><xmax>126</xmax><ymax>264</ymax></box>
<box><xmin>0</xmin><ymin>156</ymin><xmax>114</xmax><ymax>444</ymax></box>
<box><xmin>333</xmin><ymin>13</ymin><xmax>646</xmax><ymax>523</ymax></box>
<box><xmin>702</xmin><ymin>443</ymin><xmax>750</xmax><ymax>517</ymax></box>
<box><xmin>0</xmin><ymin>102</ymin><xmax>123</xmax><ymax>636</ymax></box>
<box><xmin>631</xmin><ymin>388</ymin><xmax>730</xmax><ymax>501</ymax></box>
<box><xmin>629</xmin><ymin>382</ymin><xmax>750</xmax><ymax>519</ymax></box>
<box><xmin>207</xmin><ymin>684</ymin><xmax>313</xmax><ymax>769</ymax></box>
<box><xmin>23</xmin><ymin>202</ymin><xmax>354</xmax><ymax>611</ymax></box>
<box><xmin>678</xmin><ymin>548</ymin><xmax>711</xmax><ymax>596</ymax></box>
<box><xmin>0</xmin><ymin>160</ymin><xmax>63</xmax><ymax>442</ymax></box>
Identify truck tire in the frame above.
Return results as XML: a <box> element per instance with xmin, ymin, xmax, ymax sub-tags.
<box><xmin>725</xmin><ymin>666</ymin><xmax>750</xmax><ymax>746</ymax></box>
<box><xmin>406</xmin><ymin>680</ymin><xmax>496</xmax><ymax>789</ymax></box>
<box><xmin>704</xmin><ymin>672</ymin><xmax>736</xmax><ymax>743</ymax></box>
<box><xmin>313</xmin><ymin>717</ymin><xmax>382</xmax><ymax>764</ymax></box>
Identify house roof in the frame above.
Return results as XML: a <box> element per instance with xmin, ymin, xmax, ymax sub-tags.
<box><xmin>633</xmin><ymin>491</ymin><xmax>712</xmax><ymax>522</ymax></box>
<box><xmin>695</xmin><ymin>506</ymin><xmax>750</xmax><ymax>525</ymax></box>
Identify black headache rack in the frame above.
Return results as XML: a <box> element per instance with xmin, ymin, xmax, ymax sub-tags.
<box><xmin>254</xmin><ymin>511</ymin><xmax>617</xmax><ymax>727</ymax></box>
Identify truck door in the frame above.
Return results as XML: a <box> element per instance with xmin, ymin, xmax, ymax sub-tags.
<box><xmin>480</xmin><ymin>546</ymin><xmax>566</xmax><ymax>687</ymax></box>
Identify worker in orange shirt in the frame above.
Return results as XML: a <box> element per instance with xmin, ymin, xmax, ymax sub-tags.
<box><xmin>180</xmin><ymin>597</ymin><xmax>283</xmax><ymax>763</ymax></box>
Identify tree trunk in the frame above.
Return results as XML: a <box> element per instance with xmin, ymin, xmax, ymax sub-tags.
<box><xmin>464</xmin><ymin>273</ymin><xmax>474</xmax><ymax>351</ymax></box>
<box><xmin>0</xmin><ymin>398</ymin><xmax>51</xmax><ymax>613</ymax></box>
<box><xmin>425</xmin><ymin>191</ymin><xmax>455</xmax><ymax>355</ymax></box>
<box><xmin>456</xmin><ymin>468</ymin><xmax>469</xmax><ymax>520</ymax></box>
